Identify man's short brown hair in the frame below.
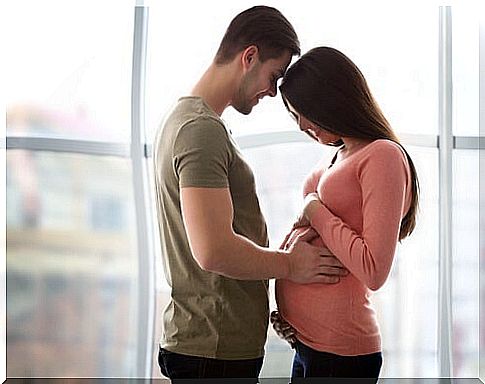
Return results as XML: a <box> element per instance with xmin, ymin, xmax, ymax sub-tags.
<box><xmin>215</xmin><ymin>6</ymin><xmax>300</xmax><ymax>64</ymax></box>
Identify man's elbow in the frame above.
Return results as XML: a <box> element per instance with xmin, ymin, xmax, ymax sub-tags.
<box><xmin>192</xmin><ymin>246</ymin><xmax>226</xmax><ymax>273</ymax></box>
<box><xmin>192</xmin><ymin>249</ymin><xmax>216</xmax><ymax>272</ymax></box>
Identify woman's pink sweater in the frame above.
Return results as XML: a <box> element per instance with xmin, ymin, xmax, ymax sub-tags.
<box><xmin>276</xmin><ymin>139</ymin><xmax>412</xmax><ymax>356</ymax></box>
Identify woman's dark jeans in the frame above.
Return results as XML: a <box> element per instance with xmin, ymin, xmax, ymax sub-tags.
<box><xmin>158</xmin><ymin>346</ymin><xmax>263</xmax><ymax>383</ymax></box>
<box><xmin>291</xmin><ymin>340</ymin><xmax>382</xmax><ymax>384</ymax></box>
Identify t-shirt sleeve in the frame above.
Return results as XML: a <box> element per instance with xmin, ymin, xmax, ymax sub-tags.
<box><xmin>173</xmin><ymin>117</ymin><xmax>232</xmax><ymax>188</ymax></box>
<box><xmin>310</xmin><ymin>142</ymin><xmax>410</xmax><ymax>290</ymax></box>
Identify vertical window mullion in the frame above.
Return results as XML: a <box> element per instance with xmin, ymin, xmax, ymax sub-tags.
<box><xmin>479</xmin><ymin>11</ymin><xmax>485</xmax><ymax>383</ymax></box>
<box><xmin>438</xmin><ymin>5</ymin><xmax>454</xmax><ymax>377</ymax></box>
<box><xmin>131</xmin><ymin>5</ymin><xmax>155</xmax><ymax>378</ymax></box>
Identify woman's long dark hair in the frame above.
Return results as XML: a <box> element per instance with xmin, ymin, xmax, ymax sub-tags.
<box><xmin>280</xmin><ymin>46</ymin><xmax>419</xmax><ymax>241</ymax></box>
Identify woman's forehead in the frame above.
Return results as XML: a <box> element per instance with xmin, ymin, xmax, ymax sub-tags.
<box><xmin>283</xmin><ymin>97</ymin><xmax>299</xmax><ymax>116</ymax></box>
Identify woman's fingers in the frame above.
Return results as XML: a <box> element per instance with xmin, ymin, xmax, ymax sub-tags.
<box><xmin>292</xmin><ymin>214</ymin><xmax>309</xmax><ymax>229</ymax></box>
<box><xmin>270</xmin><ymin>310</ymin><xmax>297</xmax><ymax>345</ymax></box>
<box><xmin>285</xmin><ymin>229</ymin><xmax>300</xmax><ymax>250</ymax></box>
<box><xmin>285</xmin><ymin>226</ymin><xmax>314</xmax><ymax>250</ymax></box>
<box><xmin>279</xmin><ymin>232</ymin><xmax>292</xmax><ymax>250</ymax></box>
<box><xmin>294</xmin><ymin>227</ymin><xmax>319</xmax><ymax>243</ymax></box>
<box><xmin>270</xmin><ymin>310</ymin><xmax>279</xmax><ymax>322</ymax></box>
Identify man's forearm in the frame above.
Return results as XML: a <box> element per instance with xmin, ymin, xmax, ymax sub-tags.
<box><xmin>197</xmin><ymin>233</ymin><xmax>290</xmax><ymax>280</ymax></box>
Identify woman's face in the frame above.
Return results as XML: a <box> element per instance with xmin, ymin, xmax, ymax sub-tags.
<box><xmin>284</xmin><ymin>98</ymin><xmax>341</xmax><ymax>145</ymax></box>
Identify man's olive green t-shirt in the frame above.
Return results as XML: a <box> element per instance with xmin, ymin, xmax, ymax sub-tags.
<box><xmin>153</xmin><ymin>96</ymin><xmax>269</xmax><ymax>359</ymax></box>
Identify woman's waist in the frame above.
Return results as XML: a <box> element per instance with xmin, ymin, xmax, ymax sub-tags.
<box><xmin>276</xmin><ymin>278</ymin><xmax>374</xmax><ymax>323</ymax></box>
<box><xmin>276</xmin><ymin>273</ymin><xmax>368</xmax><ymax>298</ymax></box>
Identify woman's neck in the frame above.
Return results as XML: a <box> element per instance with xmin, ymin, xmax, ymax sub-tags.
<box><xmin>341</xmin><ymin>137</ymin><xmax>373</xmax><ymax>154</ymax></box>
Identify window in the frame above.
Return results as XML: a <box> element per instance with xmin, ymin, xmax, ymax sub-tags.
<box><xmin>5</xmin><ymin>2</ymin><xmax>482</xmax><ymax>380</ymax></box>
<box><xmin>452</xmin><ymin>150</ymin><xmax>480</xmax><ymax>376</ymax></box>
<box><xmin>7</xmin><ymin>151</ymin><xmax>138</xmax><ymax>377</ymax></box>
<box><xmin>6</xmin><ymin>0</ymin><xmax>134</xmax><ymax>141</ymax></box>
<box><xmin>5</xmin><ymin>0</ymin><xmax>146</xmax><ymax>378</ymax></box>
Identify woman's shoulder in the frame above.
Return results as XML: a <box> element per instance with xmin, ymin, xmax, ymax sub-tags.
<box><xmin>355</xmin><ymin>139</ymin><xmax>409</xmax><ymax>176</ymax></box>
<box><xmin>365</xmin><ymin>139</ymin><xmax>407</xmax><ymax>160</ymax></box>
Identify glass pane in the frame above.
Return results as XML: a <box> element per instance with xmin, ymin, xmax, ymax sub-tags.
<box><xmin>452</xmin><ymin>7</ymin><xmax>479</xmax><ymax>136</ymax></box>
<box><xmin>452</xmin><ymin>149</ymin><xmax>480</xmax><ymax>377</ymax></box>
<box><xmin>239</xmin><ymin>143</ymin><xmax>439</xmax><ymax>378</ymax></box>
<box><xmin>5</xmin><ymin>1</ymin><xmax>134</xmax><ymax>141</ymax></box>
<box><xmin>146</xmin><ymin>162</ymin><xmax>170</xmax><ymax>378</ymax></box>
<box><xmin>374</xmin><ymin>146</ymin><xmax>439</xmax><ymax>378</ymax></box>
<box><xmin>481</xmin><ymin>147</ymin><xmax>485</xmax><ymax>381</ymax></box>
<box><xmin>7</xmin><ymin>150</ymin><xmax>138</xmax><ymax>377</ymax></box>
<box><xmin>146</xmin><ymin>2</ymin><xmax>438</xmax><ymax>142</ymax></box>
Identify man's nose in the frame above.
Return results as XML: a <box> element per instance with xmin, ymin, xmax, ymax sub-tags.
<box><xmin>268</xmin><ymin>84</ymin><xmax>277</xmax><ymax>97</ymax></box>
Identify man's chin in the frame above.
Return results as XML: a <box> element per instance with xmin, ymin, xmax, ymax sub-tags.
<box><xmin>233</xmin><ymin>104</ymin><xmax>253</xmax><ymax>115</ymax></box>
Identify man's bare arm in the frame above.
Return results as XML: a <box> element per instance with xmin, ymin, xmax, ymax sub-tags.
<box><xmin>181</xmin><ymin>187</ymin><xmax>348</xmax><ymax>283</ymax></box>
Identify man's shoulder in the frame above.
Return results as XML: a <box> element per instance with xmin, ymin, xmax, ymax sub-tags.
<box><xmin>172</xmin><ymin>97</ymin><xmax>222</xmax><ymax>122</ymax></box>
<box><xmin>166</xmin><ymin>97</ymin><xmax>227</xmax><ymax>136</ymax></box>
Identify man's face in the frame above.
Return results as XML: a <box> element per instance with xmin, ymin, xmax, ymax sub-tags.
<box><xmin>233</xmin><ymin>50</ymin><xmax>293</xmax><ymax>115</ymax></box>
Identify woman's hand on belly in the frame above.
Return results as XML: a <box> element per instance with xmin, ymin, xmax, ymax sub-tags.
<box><xmin>280</xmin><ymin>226</ymin><xmax>318</xmax><ymax>250</ymax></box>
<box><xmin>270</xmin><ymin>310</ymin><xmax>296</xmax><ymax>346</ymax></box>
<box><xmin>280</xmin><ymin>227</ymin><xmax>349</xmax><ymax>282</ymax></box>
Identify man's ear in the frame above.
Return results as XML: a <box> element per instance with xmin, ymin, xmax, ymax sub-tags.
<box><xmin>241</xmin><ymin>45</ymin><xmax>259</xmax><ymax>71</ymax></box>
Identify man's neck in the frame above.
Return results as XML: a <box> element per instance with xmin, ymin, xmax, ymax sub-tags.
<box><xmin>190</xmin><ymin>62</ymin><xmax>238</xmax><ymax>116</ymax></box>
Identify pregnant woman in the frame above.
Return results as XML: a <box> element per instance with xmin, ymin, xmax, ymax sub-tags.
<box><xmin>274</xmin><ymin>46</ymin><xmax>420</xmax><ymax>382</ymax></box>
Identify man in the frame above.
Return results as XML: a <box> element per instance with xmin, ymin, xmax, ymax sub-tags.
<box><xmin>153</xmin><ymin>6</ymin><xmax>347</xmax><ymax>381</ymax></box>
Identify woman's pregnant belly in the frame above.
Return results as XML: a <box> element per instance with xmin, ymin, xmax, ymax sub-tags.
<box><xmin>275</xmin><ymin>236</ymin><xmax>380</xmax><ymax>354</ymax></box>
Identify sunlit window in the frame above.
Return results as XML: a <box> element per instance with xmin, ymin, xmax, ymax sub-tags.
<box><xmin>6</xmin><ymin>151</ymin><xmax>138</xmax><ymax>377</ymax></box>
<box><xmin>5</xmin><ymin>0</ymin><xmax>140</xmax><ymax>378</ymax></box>
<box><xmin>5</xmin><ymin>0</ymin><xmax>134</xmax><ymax>141</ymax></box>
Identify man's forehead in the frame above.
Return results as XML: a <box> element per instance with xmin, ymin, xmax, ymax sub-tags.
<box><xmin>280</xmin><ymin>53</ymin><xmax>293</xmax><ymax>70</ymax></box>
<box><xmin>267</xmin><ymin>51</ymin><xmax>293</xmax><ymax>73</ymax></box>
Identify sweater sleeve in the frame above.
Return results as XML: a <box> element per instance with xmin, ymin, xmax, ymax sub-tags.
<box><xmin>310</xmin><ymin>142</ymin><xmax>410</xmax><ymax>290</ymax></box>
